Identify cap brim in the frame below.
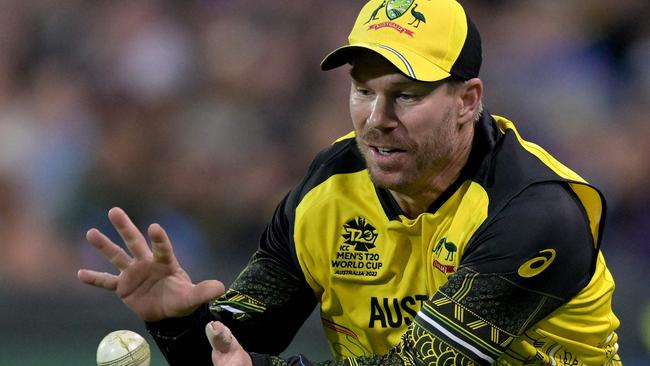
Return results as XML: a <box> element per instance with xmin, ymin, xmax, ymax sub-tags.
<box><xmin>320</xmin><ymin>43</ymin><xmax>451</xmax><ymax>82</ymax></box>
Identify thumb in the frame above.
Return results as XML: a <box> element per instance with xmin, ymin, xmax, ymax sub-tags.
<box><xmin>205</xmin><ymin>321</ymin><xmax>234</xmax><ymax>353</ymax></box>
<box><xmin>189</xmin><ymin>280</ymin><xmax>225</xmax><ymax>306</ymax></box>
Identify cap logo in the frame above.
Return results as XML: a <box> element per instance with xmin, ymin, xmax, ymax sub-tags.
<box><xmin>364</xmin><ymin>1</ymin><xmax>427</xmax><ymax>32</ymax></box>
<box><xmin>386</xmin><ymin>0</ymin><xmax>414</xmax><ymax>20</ymax></box>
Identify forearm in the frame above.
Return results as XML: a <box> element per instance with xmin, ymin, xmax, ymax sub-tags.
<box><xmin>145</xmin><ymin>267</ymin><xmax>316</xmax><ymax>365</ymax></box>
<box><xmin>146</xmin><ymin>304</ymin><xmax>217</xmax><ymax>366</ymax></box>
<box><xmin>211</xmin><ymin>252</ymin><xmax>318</xmax><ymax>354</ymax></box>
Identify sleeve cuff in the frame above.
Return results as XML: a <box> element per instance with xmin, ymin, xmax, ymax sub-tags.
<box><xmin>146</xmin><ymin>304</ymin><xmax>219</xmax><ymax>339</ymax></box>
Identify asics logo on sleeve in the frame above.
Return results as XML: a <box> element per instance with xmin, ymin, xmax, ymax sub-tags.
<box><xmin>517</xmin><ymin>249</ymin><xmax>557</xmax><ymax>278</ymax></box>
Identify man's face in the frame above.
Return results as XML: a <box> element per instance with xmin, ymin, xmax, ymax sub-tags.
<box><xmin>349</xmin><ymin>54</ymin><xmax>466</xmax><ymax>195</ymax></box>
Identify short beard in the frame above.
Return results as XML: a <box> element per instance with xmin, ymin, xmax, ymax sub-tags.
<box><xmin>361</xmin><ymin>104</ymin><xmax>457</xmax><ymax>194</ymax></box>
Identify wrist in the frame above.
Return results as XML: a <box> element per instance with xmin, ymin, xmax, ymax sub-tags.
<box><xmin>146</xmin><ymin>303</ymin><xmax>216</xmax><ymax>338</ymax></box>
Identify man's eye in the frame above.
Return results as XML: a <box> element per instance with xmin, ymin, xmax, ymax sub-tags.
<box><xmin>397</xmin><ymin>93</ymin><xmax>417</xmax><ymax>101</ymax></box>
<box><xmin>356</xmin><ymin>88</ymin><xmax>370</xmax><ymax>95</ymax></box>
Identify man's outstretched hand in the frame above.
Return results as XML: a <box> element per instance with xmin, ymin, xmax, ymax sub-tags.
<box><xmin>77</xmin><ymin>207</ymin><xmax>225</xmax><ymax>322</ymax></box>
<box><xmin>206</xmin><ymin>321</ymin><xmax>252</xmax><ymax>366</ymax></box>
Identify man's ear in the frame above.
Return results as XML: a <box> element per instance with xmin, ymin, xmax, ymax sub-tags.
<box><xmin>458</xmin><ymin>78</ymin><xmax>483</xmax><ymax>124</ymax></box>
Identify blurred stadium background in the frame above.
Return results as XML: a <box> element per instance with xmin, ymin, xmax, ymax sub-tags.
<box><xmin>0</xmin><ymin>0</ymin><xmax>648</xmax><ymax>364</ymax></box>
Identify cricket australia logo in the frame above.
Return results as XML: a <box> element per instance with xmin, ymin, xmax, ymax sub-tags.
<box><xmin>386</xmin><ymin>0</ymin><xmax>414</xmax><ymax>20</ymax></box>
<box><xmin>342</xmin><ymin>217</ymin><xmax>378</xmax><ymax>252</ymax></box>
<box><xmin>365</xmin><ymin>0</ymin><xmax>426</xmax><ymax>35</ymax></box>
<box><xmin>432</xmin><ymin>237</ymin><xmax>458</xmax><ymax>274</ymax></box>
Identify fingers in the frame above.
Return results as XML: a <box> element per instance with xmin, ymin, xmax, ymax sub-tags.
<box><xmin>83</xmin><ymin>208</ymin><xmax>177</xmax><ymax>271</ymax></box>
<box><xmin>205</xmin><ymin>321</ymin><xmax>234</xmax><ymax>353</ymax></box>
<box><xmin>207</xmin><ymin>322</ymin><xmax>252</xmax><ymax>366</ymax></box>
<box><xmin>108</xmin><ymin>207</ymin><xmax>151</xmax><ymax>260</ymax></box>
<box><xmin>86</xmin><ymin>228</ymin><xmax>132</xmax><ymax>271</ymax></box>
<box><xmin>77</xmin><ymin>269</ymin><xmax>118</xmax><ymax>290</ymax></box>
<box><xmin>147</xmin><ymin>223</ymin><xmax>176</xmax><ymax>264</ymax></box>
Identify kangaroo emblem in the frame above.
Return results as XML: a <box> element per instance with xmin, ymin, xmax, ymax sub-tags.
<box><xmin>365</xmin><ymin>1</ymin><xmax>386</xmax><ymax>24</ymax></box>
<box><xmin>434</xmin><ymin>237</ymin><xmax>457</xmax><ymax>261</ymax></box>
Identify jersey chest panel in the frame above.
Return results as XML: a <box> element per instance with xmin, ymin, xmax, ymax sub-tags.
<box><xmin>293</xmin><ymin>171</ymin><xmax>489</xmax><ymax>357</ymax></box>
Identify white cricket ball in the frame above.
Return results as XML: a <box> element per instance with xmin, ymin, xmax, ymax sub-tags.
<box><xmin>96</xmin><ymin>330</ymin><xmax>151</xmax><ymax>366</ymax></box>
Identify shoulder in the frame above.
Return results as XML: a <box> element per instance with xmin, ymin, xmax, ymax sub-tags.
<box><xmin>497</xmin><ymin>182</ymin><xmax>590</xmax><ymax>229</ymax></box>
<box><xmin>291</xmin><ymin>133</ymin><xmax>366</xmax><ymax>203</ymax></box>
<box><xmin>309</xmin><ymin>133</ymin><xmax>363</xmax><ymax>175</ymax></box>
<box><xmin>463</xmin><ymin>182</ymin><xmax>596</xmax><ymax>299</ymax></box>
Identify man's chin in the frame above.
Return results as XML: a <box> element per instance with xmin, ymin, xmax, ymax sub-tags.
<box><xmin>367</xmin><ymin>169</ymin><xmax>405</xmax><ymax>191</ymax></box>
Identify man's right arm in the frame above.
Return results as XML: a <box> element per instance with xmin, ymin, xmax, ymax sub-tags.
<box><xmin>147</xmin><ymin>140</ymin><xmax>355</xmax><ymax>364</ymax></box>
<box><xmin>147</xmin><ymin>193</ymin><xmax>318</xmax><ymax>365</ymax></box>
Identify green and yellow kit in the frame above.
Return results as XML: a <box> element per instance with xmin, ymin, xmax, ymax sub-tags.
<box><xmin>148</xmin><ymin>113</ymin><xmax>621</xmax><ymax>366</ymax></box>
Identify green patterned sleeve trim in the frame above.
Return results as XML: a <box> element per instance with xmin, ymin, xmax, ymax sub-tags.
<box><xmin>210</xmin><ymin>251</ymin><xmax>318</xmax><ymax>354</ymax></box>
<box><xmin>411</xmin><ymin>266</ymin><xmax>565</xmax><ymax>365</ymax></box>
<box><xmin>210</xmin><ymin>289</ymin><xmax>267</xmax><ymax>321</ymax></box>
<box><xmin>258</xmin><ymin>322</ymin><xmax>481</xmax><ymax>366</ymax></box>
<box><xmin>398</xmin><ymin>323</ymin><xmax>482</xmax><ymax>366</ymax></box>
<box><xmin>414</xmin><ymin>303</ymin><xmax>498</xmax><ymax>365</ymax></box>
<box><xmin>267</xmin><ymin>353</ymin><xmax>405</xmax><ymax>366</ymax></box>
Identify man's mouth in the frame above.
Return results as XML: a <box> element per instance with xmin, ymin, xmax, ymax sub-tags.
<box><xmin>376</xmin><ymin>147</ymin><xmax>394</xmax><ymax>155</ymax></box>
<box><xmin>372</xmin><ymin>146</ymin><xmax>404</xmax><ymax>156</ymax></box>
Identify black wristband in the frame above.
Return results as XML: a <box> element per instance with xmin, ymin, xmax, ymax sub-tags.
<box><xmin>145</xmin><ymin>304</ymin><xmax>220</xmax><ymax>366</ymax></box>
<box><xmin>145</xmin><ymin>304</ymin><xmax>217</xmax><ymax>338</ymax></box>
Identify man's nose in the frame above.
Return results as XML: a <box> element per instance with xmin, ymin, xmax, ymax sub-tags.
<box><xmin>367</xmin><ymin>96</ymin><xmax>398</xmax><ymax>130</ymax></box>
